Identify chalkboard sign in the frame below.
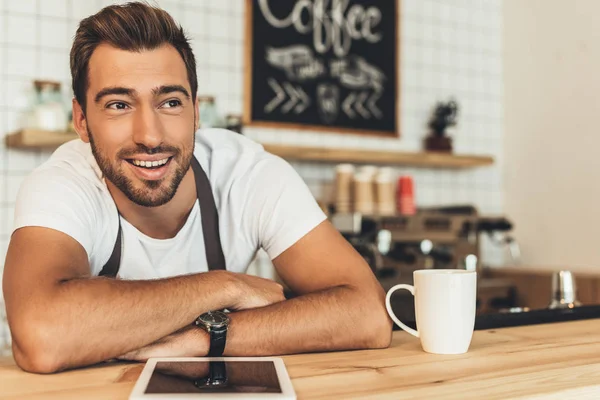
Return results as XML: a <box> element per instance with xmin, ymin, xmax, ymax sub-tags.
<box><xmin>244</xmin><ymin>0</ymin><xmax>399</xmax><ymax>137</ymax></box>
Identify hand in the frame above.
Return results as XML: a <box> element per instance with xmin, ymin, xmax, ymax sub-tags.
<box><xmin>118</xmin><ymin>325</ymin><xmax>208</xmax><ymax>362</ymax></box>
<box><xmin>230</xmin><ymin>273</ymin><xmax>286</xmax><ymax>311</ymax></box>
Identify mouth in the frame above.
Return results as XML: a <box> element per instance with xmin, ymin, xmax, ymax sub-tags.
<box><xmin>125</xmin><ymin>156</ymin><xmax>174</xmax><ymax>181</ymax></box>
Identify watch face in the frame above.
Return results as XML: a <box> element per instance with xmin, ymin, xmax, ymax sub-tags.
<box><xmin>194</xmin><ymin>377</ymin><xmax>228</xmax><ymax>388</ymax></box>
<box><xmin>200</xmin><ymin>311</ymin><xmax>229</xmax><ymax>327</ymax></box>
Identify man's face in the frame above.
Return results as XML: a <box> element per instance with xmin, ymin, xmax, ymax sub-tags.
<box><xmin>82</xmin><ymin>43</ymin><xmax>197</xmax><ymax>207</ymax></box>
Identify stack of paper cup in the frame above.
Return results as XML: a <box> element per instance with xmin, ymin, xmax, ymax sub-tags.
<box><xmin>375</xmin><ymin>167</ymin><xmax>396</xmax><ymax>216</ymax></box>
<box><xmin>334</xmin><ymin>164</ymin><xmax>355</xmax><ymax>214</ymax></box>
<box><xmin>356</xmin><ymin>165</ymin><xmax>378</xmax><ymax>180</ymax></box>
<box><xmin>353</xmin><ymin>169</ymin><xmax>376</xmax><ymax>215</ymax></box>
<box><xmin>335</xmin><ymin>164</ymin><xmax>397</xmax><ymax>216</ymax></box>
<box><xmin>397</xmin><ymin>175</ymin><xmax>416</xmax><ymax>215</ymax></box>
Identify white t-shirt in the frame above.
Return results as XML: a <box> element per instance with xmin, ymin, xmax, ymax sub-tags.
<box><xmin>12</xmin><ymin>128</ymin><xmax>327</xmax><ymax>279</ymax></box>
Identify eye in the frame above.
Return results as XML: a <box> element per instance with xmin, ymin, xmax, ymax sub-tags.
<box><xmin>107</xmin><ymin>102</ymin><xmax>129</xmax><ymax>110</ymax></box>
<box><xmin>161</xmin><ymin>99</ymin><xmax>182</xmax><ymax>109</ymax></box>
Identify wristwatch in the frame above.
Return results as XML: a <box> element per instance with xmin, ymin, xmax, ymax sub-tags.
<box><xmin>194</xmin><ymin>361</ymin><xmax>228</xmax><ymax>388</ymax></box>
<box><xmin>195</xmin><ymin>311</ymin><xmax>230</xmax><ymax>357</ymax></box>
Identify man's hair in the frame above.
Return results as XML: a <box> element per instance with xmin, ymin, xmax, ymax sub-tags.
<box><xmin>70</xmin><ymin>1</ymin><xmax>197</xmax><ymax>111</ymax></box>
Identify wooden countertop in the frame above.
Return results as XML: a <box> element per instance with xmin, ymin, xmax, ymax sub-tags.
<box><xmin>2</xmin><ymin>319</ymin><xmax>600</xmax><ymax>399</ymax></box>
<box><xmin>488</xmin><ymin>265</ymin><xmax>600</xmax><ymax>277</ymax></box>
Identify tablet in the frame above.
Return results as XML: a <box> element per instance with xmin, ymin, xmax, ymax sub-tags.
<box><xmin>129</xmin><ymin>357</ymin><xmax>296</xmax><ymax>399</ymax></box>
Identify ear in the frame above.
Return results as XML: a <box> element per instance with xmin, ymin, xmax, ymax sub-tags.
<box><xmin>72</xmin><ymin>98</ymin><xmax>90</xmax><ymax>143</ymax></box>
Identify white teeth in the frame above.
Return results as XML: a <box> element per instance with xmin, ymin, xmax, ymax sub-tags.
<box><xmin>132</xmin><ymin>157</ymin><xmax>169</xmax><ymax>168</ymax></box>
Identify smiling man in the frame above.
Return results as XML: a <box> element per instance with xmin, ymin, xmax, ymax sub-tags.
<box><xmin>2</xmin><ymin>2</ymin><xmax>391</xmax><ymax>374</ymax></box>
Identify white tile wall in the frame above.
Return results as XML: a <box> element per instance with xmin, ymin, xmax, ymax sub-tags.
<box><xmin>40</xmin><ymin>0</ymin><xmax>68</xmax><ymax>18</ymax></box>
<box><xmin>71</xmin><ymin>1</ymin><xmax>99</xmax><ymax>20</ymax></box>
<box><xmin>6</xmin><ymin>47</ymin><xmax>36</xmax><ymax>77</ymax></box>
<box><xmin>0</xmin><ymin>0</ymin><xmax>504</xmax><ymax>349</ymax></box>
<box><xmin>4</xmin><ymin>0</ymin><xmax>35</xmax><ymax>14</ymax></box>
<box><xmin>7</xmin><ymin>14</ymin><xmax>37</xmax><ymax>46</ymax></box>
<box><xmin>40</xmin><ymin>19</ymin><xmax>70</xmax><ymax>50</ymax></box>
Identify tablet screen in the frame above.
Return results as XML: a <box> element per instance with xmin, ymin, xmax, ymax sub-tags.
<box><xmin>144</xmin><ymin>361</ymin><xmax>282</xmax><ymax>394</ymax></box>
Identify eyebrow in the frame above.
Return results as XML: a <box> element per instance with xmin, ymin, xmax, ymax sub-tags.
<box><xmin>94</xmin><ymin>85</ymin><xmax>191</xmax><ymax>104</ymax></box>
<box><xmin>94</xmin><ymin>87</ymin><xmax>136</xmax><ymax>104</ymax></box>
<box><xmin>152</xmin><ymin>85</ymin><xmax>191</xmax><ymax>100</ymax></box>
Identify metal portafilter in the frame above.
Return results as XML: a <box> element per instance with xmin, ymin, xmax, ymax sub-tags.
<box><xmin>548</xmin><ymin>270</ymin><xmax>581</xmax><ymax>309</ymax></box>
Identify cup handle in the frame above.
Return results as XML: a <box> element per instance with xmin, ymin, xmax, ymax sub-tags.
<box><xmin>385</xmin><ymin>284</ymin><xmax>419</xmax><ymax>338</ymax></box>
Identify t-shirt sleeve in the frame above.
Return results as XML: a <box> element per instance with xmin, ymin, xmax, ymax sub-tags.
<box><xmin>241</xmin><ymin>155</ymin><xmax>327</xmax><ymax>260</ymax></box>
<box><xmin>12</xmin><ymin>167</ymin><xmax>98</xmax><ymax>257</ymax></box>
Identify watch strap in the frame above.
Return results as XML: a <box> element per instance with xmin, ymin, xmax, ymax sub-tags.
<box><xmin>210</xmin><ymin>361</ymin><xmax>227</xmax><ymax>381</ymax></box>
<box><xmin>208</xmin><ymin>326</ymin><xmax>227</xmax><ymax>357</ymax></box>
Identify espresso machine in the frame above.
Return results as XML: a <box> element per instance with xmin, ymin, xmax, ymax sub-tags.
<box><xmin>331</xmin><ymin>205</ymin><xmax>520</xmax><ymax>321</ymax></box>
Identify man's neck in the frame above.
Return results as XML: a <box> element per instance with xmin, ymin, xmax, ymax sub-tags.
<box><xmin>106</xmin><ymin>168</ymin><xmax>197</xmax><ymax>240</ymax></box>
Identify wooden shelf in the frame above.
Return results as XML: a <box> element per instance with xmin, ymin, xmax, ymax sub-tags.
<box><xmin>262</xmin><ymin>144</ymin><xmax>494</xmax><ymax>169</ymax></box>
<box><xmin>5</xmin><ymin>129</ymin><xmax>78</xmax><ymax>149</ymax></box>
<box><xmin>5</xmin><ymin>129</ymin><xmax>494</xmax><ymax>169</ymax></box>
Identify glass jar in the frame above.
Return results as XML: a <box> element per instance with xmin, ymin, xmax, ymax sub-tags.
<box><xmin>28</xmin><ymin>80</ymin><xmax>68</xmax><ymax>132</ymax></box>
<box><xmin>198</xmin><ymin>96</ymin><xmax>222</xmax><ymax>129</ymax></box>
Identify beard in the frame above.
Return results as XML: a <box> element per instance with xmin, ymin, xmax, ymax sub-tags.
<box><xmin>88</xmin><ymin>129</ymin><xmax>195</xmax><ymax>207</ymax></box>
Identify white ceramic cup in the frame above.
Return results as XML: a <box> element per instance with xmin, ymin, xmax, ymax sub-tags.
<box><xmin>385</xmin><ymin>269</ymin><xmax>477</xmax><ymax>354</ymax></box>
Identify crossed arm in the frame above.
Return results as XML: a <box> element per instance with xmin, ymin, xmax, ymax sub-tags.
<box><xmin>3</xmin><ymin>220</ymin><xmax>392</xmax><ymax>373</ymax></box>
<box><xmin>122</xmin><ymin>221</ymin><xmax>392</xmax><ymax>360</ymax></box>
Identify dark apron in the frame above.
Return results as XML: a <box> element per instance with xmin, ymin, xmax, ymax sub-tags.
<box><xmin>99</xmin><ymin>157</ymin><xmax>226</xmax><ymax>277</ymax></box>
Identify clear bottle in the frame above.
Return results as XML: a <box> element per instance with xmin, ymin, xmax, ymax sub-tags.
<box><xmin>198</xmin><ymin>96</ymin><xmax>222</xmax><ymax>129</ymax></box>
<box><xmin>30</xmin><ymin>80</ymin><xmax>68</xmax><ymax>132</ymax></box>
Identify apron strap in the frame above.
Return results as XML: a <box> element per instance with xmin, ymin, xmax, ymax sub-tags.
<box><xmin>192</xmin><ymin>156</ymin><xmax>226</xmax><ymax>271</ymax></box>
<box><xmin>98</xmin><ymin>216</ymin><xmax>122</xmax><ymax>278</ymax></box>
<box><xmin>99</xmin><ymin>156</ymin><xmax>226</xmax><ymax>277</ymax></box>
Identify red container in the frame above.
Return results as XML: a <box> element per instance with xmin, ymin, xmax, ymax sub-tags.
<box><xmin>396</xmin><ymin>176</ymin><xmax>416</xmax><ymax>215</ymax></box>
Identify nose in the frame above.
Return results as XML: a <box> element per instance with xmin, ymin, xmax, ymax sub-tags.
<box><xmin>132</xmin><ymin>104</ymin><xmax>165</xmax><ymax>149</ymax></box>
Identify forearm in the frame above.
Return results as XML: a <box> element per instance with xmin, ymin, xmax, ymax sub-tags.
<box><xmin>11</xmin><ymin>270</ymin><xmax>236</xmax><ymax>372</ymax></box>
<box><xmin>224</xmin><ymin>285</ymin><xmax>392</xmax><ymax>356</ymax></box>
<box><xmin>118</xmin><ymin>284</ymin><xmax>392</xmax><ymax>362</ymax></box>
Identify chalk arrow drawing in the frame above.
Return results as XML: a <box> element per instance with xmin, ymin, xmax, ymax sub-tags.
<box><xmin>342</xmin><ymin>92</ymin><xmax>357</xmax><ymax>119</ymax></box>
<box><xmin>265</xmin><ymin>80</ymin><xmax>310</xmax><ymax>114</ymax></box>
<box><xmin>355</xmin><ymin>91</ymin><xmax>371</xmax><ymax>119</ymax></box>
<box><xmin>281</xmin><ymin>82</ymin><xmax>310</xmax><ymax>114</ymax></box>
<box><xmin>294</xmin><ymin>87</ymin><xmax>310</xmax><ymax>114</ymax></box>
<box><xmin>367</xmin><ymin>89</ymin><xmax>383</xmax><ymax>119</ymax></box>
<box><xmin>264</xmin><ymin>78</ymin><xmax>286</xmax><ymax>113</ymax></box>
<box><xmin>281</xmin><ymin>83</ymin><xmax>300</xmax><ymax>113</ymax></box>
